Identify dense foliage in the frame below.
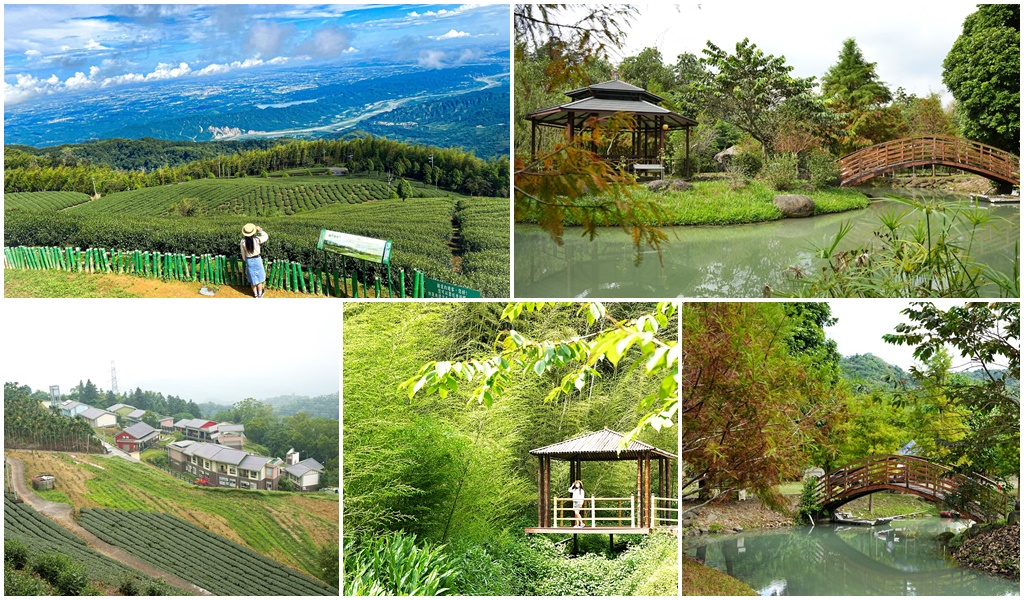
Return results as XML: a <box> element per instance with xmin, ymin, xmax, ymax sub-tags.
<box><xmin>942</xmin><ymin>4</ymin><xmax>1020</xmax><ymax>152</ymax></box>
<box><xmin>77</xmin><ymin>508</ymin><xmax>337</xmax><ymax>595</ymax></box>
<box><xmin>680</xmin><ymin>303</ymin><xmax>847</xmax><ymax>504</ymax></box>
<box><xmin>344</xmin><ymin>302</ymin><xmax>678</xmax><ymax>595</ymax></box>
<box><xmin>5</xmin><ymin>191</ymin><xmax>91</xmax><ymax>212</ymax></box>
<box><xmin>4</xmin><ymin>383</ymin><xmax>103</xmax><ymax>452</ymax></box>
<box><xmin>5</xmin><ymin>136</ymin><xmax>509</xmax><ymax>199</ymax></box>
<box><xmin>4</xmin><ymin>497</ymin><xmax>184</xmax><ymax>594</ymax></box>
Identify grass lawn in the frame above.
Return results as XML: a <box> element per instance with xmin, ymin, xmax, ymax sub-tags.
<box><xmin>10</xmin><ymin>451</ymin><xmax>337</xmax><ymax>578</ymax></box>
<box><xmin>842</xmin><ymin>492</ymin><xmax>941</xmax><ymax>518</ymax></box>
<box><xmin>681</xmin><ymin>556</ymin><xmax>758</xmax><ymax>595</ymax></box>
<box><xmin>533</xmin><ymin>179</ymin><xmax>869</xmax><ymax>227</ymax></box>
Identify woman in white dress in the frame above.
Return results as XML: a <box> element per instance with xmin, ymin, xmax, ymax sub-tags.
<box><xmin>569</xmin><ymin>480</ymin><xmax>585</xmax><ymax>528</ymax></box>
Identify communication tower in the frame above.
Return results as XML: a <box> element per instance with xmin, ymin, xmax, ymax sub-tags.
<box><xmin>110</xmin><ymin>361</ymin><xmax>119</xmax><ymax>395</ymax></box>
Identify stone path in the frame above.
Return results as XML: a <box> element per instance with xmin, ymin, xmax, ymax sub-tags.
<box><xmin>5</xmin><ymin>454</ymin><xmax>211</xmax><ymax>595</ymax></box>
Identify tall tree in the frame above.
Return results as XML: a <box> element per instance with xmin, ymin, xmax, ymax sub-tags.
<box><xmin>821</xmin><ymin>38</ymin><xmax>897</xmax><ymax>152</ymax></box>
<box><xmin>942</xmin><ymin>4</ymin><xmax>1020</xmax><ymax>152</ymax></box>
<box><xmin>680</xmin><ymin>303</ymin><xmax>845</xmax><ymax>507</ymax></box>
<box><xmin>883</xmin><ymin>302</ymin><xmax>1019</xmax><ymax>481</ymax></box>
<box><xmin>700</xmin><ymin>38</ymin><xmax>833</xmax><ymax>157</ymax></box>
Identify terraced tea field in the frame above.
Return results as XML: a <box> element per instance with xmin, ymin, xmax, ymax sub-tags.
<box><xmin>8</xmin><ymin>451</ymin><xmax>337</xmax><ymax>578</ymax></box>
<box><xmin>78</xmin><ymin>508</ymin><xmax>337</xmax><ymax>595</ymax></box>
<box><xmin>5</xmin><ymin>176</ymin><xmax>510</xmax><ymax>296</ymax></box>
<box><xmin>67</xmin><ymin>177</ymin><xmax>423</xmax><ymax>217</ymax></box>
<box><xmin>6</xmin><ymin>191</ymin><xmax>91</xmax><ymax>212</ymax></box>
<box><xmin>4</xmin><ymin>496</ymin><xmax>188</xmax><ymax>593</ymax></box>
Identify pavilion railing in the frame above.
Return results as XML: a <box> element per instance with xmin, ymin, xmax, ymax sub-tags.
<box><xmin>552</xmin><ymin>496</ymin><xmax>636</xmax><ymax>528</ymax></box>
<box><xmin>651</xmin><ymin>495</ymin><xmax>679</xmax><ymax>528</ymax></box>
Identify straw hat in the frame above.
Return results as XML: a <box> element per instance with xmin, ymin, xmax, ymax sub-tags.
<box><xmin>242</xmin><ymin>223</ymin><xmax>257</xmax><ymax>236</ymax></box>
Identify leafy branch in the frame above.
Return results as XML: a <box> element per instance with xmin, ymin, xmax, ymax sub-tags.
<box><xmin>399</xmin><ymin>302</ymin><xmax>679</xmax><ymax>444</ymax></box>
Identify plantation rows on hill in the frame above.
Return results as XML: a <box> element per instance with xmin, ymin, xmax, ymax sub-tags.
<box><xmin>63</xmin><ymin>177</ymin><xmax>446</xmax><ymax>217</ymax></box>
<box><xmin>6</xmin><ymin>194</ymin><xmax>509</xmax><ymax>296</ymax></box>
<box><xmin>4</xmin><ymin>497</ymin><xmax>184</xmax><ymax>592</ymax></box>
<box><xmin>6</xmin><ymin>191</ymin><xmax>91</xmax><ymax>212</ymax></box>
<box><xmin>77</xmin><ymin>507</ymin><xmax>337</xmax><ymax>596</ymax></box>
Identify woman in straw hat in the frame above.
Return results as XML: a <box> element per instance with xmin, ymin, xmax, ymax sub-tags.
<box><xmin>241</xmin><ymin>223</ymin><xmax>269</xmax><ymax>297</ymax></box>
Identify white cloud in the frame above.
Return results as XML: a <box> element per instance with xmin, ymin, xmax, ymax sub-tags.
<box><xmin>431</xmin><ymin>29</ymin><xmax>472</xmax><ymax>40</ymax></box>
<box><xmin>417</xmin><ymin>50</ymin><xmax>446</xmax><ymax>69</ymax></box>
<box><xmin>196</xmin><ymin>63</ymin><xmax>231</xmax><ymax>76</ymax></box>
<box><xmin>24</xmin><ymin>49</ymin><xmax>41</xmax><ymax>58</ymax></box>
<box><xmin>246</xmin><ymin>21</ymin><xmax>296</xmax><ymax>58</ymax></box>
<box><xmin>297</xmin><ymin>25</ymin><xmax>355</xmax><ymax>59</ymax></box>
<box><xmin>146</xmin><ymin>62</ymin><xmax>191</xmax><ymax>80</ymax></box>
<box><xmin>83</xmin><ymin>38</ymin><xmax>110</xmax><ymax>51</ymax></box>
<box><xmin>5</xmin><ymin>60</ymin><xmax>195</xmax><ymax>104</ymax></box>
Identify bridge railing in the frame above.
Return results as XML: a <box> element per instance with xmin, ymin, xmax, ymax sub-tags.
<box><xmin>814</xmin><ymin>454</ymin><xmax>1010</xmax><ymax>522</ymax></box>
<box><xmin>839</xmin><ymin>136</ymin><xmax>1020</xmax><ymax>186</ymax></box>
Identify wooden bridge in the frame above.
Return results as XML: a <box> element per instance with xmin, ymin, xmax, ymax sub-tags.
<box><xmin>838</xmin><ymin>136</ymin><xmax>1020</xmax><ymax>187</ymax></box>
<box><xmin>814</xmin><ymin>455</ymin><xmax>1010</xmax><ymax>523</ymax></box>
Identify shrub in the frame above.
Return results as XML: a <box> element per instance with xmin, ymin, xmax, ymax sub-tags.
<box><xmin>344</xmin><ymin>532</ymin><xmax>458</xmax><ymax>596</ymax></box>
<box><xmin>173</xmin><ymin>197</ymin><xmax>203</xmax><ymax>217</ymax></box>
<box><xmin>797</xmin><ymin>477</ymin><xmax>822</xmax><ymax>522</ymax></box>
<box><xmin>5</xmin><ymin>539</ymin><xmax>30</xmax><ymax>570</ymax></box>
<box><xmin>760</xmin><ymin>152</ymin><xmax>799</xmax><ymax>191</ymax></box>
<box><xmin>806</xmin><ymin>149</ymin><xmax>840</xmax><ymax>188</ymax></box>
<box><xmin>117</xmin><ymin>573</ymin><xmax>141</xmax><ymax>596</ymax></box>
<box><xmin>731</xmin><ymin>148</ymin><xmax>762</xmax><ymax>178</ymax></box>
<box><xmin>5</xmin><ymin>564</ymin><xmax>49</xmax><ymax>596</ymax></box>
<box><xmin>144</xmin><ymin>578</ymin><xmax>174</xmax><ymax>595</ymax></box>
<box><xmin>31</xmin><ymin>552</ymin><xmax>88</xmax><ymax>595</ymax></box>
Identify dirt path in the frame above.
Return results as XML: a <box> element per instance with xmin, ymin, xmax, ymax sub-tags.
<box><xmin>6</xmin><ymin>455</ymin><xmax>212</xmax><ymax>595</ymax></box>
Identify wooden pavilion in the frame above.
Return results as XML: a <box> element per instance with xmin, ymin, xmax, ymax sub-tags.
<box><xmin>525</xmin><ymin>428</ymin><xmax>677</xmax><ymax>538</ymax></box>
<box><xmin>525</xmin><ymin>78</ymin><xmax>698</xmax><ymax>177</ymax></box>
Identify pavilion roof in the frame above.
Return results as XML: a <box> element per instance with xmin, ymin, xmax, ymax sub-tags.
<box><xmin>526</xmin><ymin>97</ymin><xmax>697</xmax><ymax>129</ymax></box>
<box><xmin>565</xmin><ymin>79</ymin><xmax>664</xmax><ymax>103</ymax></box>
<box><xmin>529</xmin><ymin>428</ymin><xmax>676</xmax><ymax>461</ymax></box>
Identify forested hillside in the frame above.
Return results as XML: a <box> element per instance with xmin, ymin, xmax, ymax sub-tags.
<box><xmin>343</xmin><ymin>303</ymin><xmax>678</xmax><ymax>596</ymax></box>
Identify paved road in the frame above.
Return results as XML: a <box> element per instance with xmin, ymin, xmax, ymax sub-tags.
<box><xmin>5</xmin><ymin>454</ymin><xmax>211</xmax><ymax>595</ymax></box>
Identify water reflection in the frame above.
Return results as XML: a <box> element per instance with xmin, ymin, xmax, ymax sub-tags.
<box><xmin>514</xmin><ymin>193</ymin><xmax>1019</xmax><ymax>298</ymax></box>
<box><xmin>685</xmin><ymin>519</ymin><xmax>1019</xmax><ymax>596</ymax></box>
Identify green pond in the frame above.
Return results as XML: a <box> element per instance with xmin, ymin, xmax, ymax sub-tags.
<box><xmin>514</xmin><ymin>188</ymin><xmax>1019</xmax><ymax>298</ymax></box>
<box><xmin>686</xmin><ymin>518</ymin><xmax>1020</xmax><ymax>596</ymax></box>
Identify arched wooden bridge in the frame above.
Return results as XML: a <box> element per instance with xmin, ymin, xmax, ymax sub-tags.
<box><xmin>814</xmin><ymin>455</ymin><xmax>1010</xmax><ymax>522</ymax></box>
<box><xmin>839</xmin><ymin>136</ymin><xmax>1020</xmax><ymax>187</ymax></box>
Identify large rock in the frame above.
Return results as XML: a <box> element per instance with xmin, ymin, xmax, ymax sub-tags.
<box><xmin>774</xmin><ymin>194</ymin><xmax>816</xmax><ymax>218</ymax></box>
<box><xmin>646</xmin><ymin>178</ymin><xmax>692</xmax><ymax>192</ymax></box>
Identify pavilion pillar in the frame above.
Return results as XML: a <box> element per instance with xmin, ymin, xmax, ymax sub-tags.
<box><xmin>658</xmin><ymin>117</ymin><xmax>664</xmax><ymax>167</ymax></box>
<box><xmin>543</xmin><ymin>456</ymin><xmax>551</xmax><ymax>527</ymax></box>
<box><xmin>530</xmin><ymin>120</ymin><xmax>537</xmax><ymax>159</ymax></box>
<box><xmin>685</xmin><ymin>127</ymin><xmax>692</xmax><ymax>178</ymax></box>
<box><xmin>567</xmin><ymin>111</ymin><xmax>575</xmax><ymax>141</ymax></box>
<box><xmin>537</xmin><ymin>457</ymin><xmax>544</xmax><ymax>527</ymax></box>
<box><xmin>636</xmin><ymin>457</ymin><xmax>643</xmax><ymax>528</ymax></box>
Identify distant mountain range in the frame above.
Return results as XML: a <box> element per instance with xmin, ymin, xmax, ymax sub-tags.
<box><xmin>840</xmin><ymin>353</ymin><xmax>1019</xmax><ymax>396</ymax></box>
<box><xmin>197</xmin><ymin>393</ymin><xmax>339</xmax><ymax>421</ymax></box>
<box><xmin>5</xmin><ymin>60</ymin><xmax>509</xmax><ymax>159</ymax></box>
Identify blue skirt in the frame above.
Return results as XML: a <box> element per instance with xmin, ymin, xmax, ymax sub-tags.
<box><xmin>245</xmin><ymin>256</ymin><xmax>266</xmax><ymax>285</ymax></box>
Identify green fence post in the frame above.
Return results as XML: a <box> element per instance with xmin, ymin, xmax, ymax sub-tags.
<box><xmin>375</xmin><ymin>275</ymin><xmax>381</xmax><ymax>298</ymax></box>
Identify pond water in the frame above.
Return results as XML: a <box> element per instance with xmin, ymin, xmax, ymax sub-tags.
<box><xmin>514</xmin><ymin>188</ymin><xmax>1019</xmax><ymax>298</ymax></box>
<box><xmin>685</xmin><ymin>518</ymin><xmax>1019</xmax><ymax>596</ymax></box>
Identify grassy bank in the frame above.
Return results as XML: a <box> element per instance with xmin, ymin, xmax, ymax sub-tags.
<box><xmin>681</xmin><ymin>556</ymin><xmax>758</xmax><ymax>595</ymax></box>
<box><xmin>525</xmin><ymin>180</ymin><xmax>869</xmax><ymax>227</ymax></box>
<box><xmin>842</xmin><ymin>492</ymin><xmax>941</xmax><ymax>518</ymax></box>
<box><xmin>4</xmin><ymin>269</ymin><xmax>314</xmax><ymax>299</ymax></box>
<box><xmin>10</xmin><ymin>451</ymin><xmax>337</xmax><ymax>577</ymax></box>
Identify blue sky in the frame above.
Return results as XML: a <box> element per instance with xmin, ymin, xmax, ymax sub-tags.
<box><xmin>4</xmin><ymin>3</ymin><xmax>509</xmax><ymax>106</ymax></box>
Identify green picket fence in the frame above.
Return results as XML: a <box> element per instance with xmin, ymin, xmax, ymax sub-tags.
<box><xmin>3</xmin><ymin>245</ymin><xmax>432</xmax><ymax>298</ymax></box>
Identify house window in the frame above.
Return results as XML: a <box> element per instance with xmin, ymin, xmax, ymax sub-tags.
<box><xmin>228</xmin><ymin>467</ymin><xmax>236</xmax><ymax>475</ymax></box>
<box><xmin>203</xmin><ymin>460</ymin><xmax>210</xmax><ymax>469</ymax></box>
<box><xmin>190</xmin><ymin>456</ymin><xmax>197</xmax><ymax>464</ymax></box>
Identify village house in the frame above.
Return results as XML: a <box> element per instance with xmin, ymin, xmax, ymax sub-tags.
<box><xmin>282</xmin><ymin>448</ymin><xmax>324</xmax><ymax>492</ymax></box>
<box><xmin>158</xmin><ymin>416</ymin><xmax>175</xmax><ymax>432</ymax></box>
<box><xmin>116</xmin><ymin>422</ymin><xmax>160</xmax><ymax>452</ymax></box>
<box><xmin>125</xmin><ymin>409</ymin><xmax>148</xmax><ymax>425</ymax></box>
<box><xmin>57</xmin><ymin>401</ymin><xmax>90</xmax><ymax>417</ymax></box>
<box><xmin>77</xmin><ymin>407</ymin><xmax>117</xmax><ymax>428</ymax></box>
<box><xmin>173</xmin><ymin>418</ymin><xmax>218</xmax><ymax>440</ymax></box>
<box><xmin>210</xmin><ymin>423</ymin><xmax>246</xmax><ymax>450</ymax></box>
<box><xmin>107</xmin><ymin>403</ymin><xmax>137</xmax><ymax>418</ymax></box>
<box><xmin>166</xmin><ymin>441</ymin><xmax>282</xmax><ymax>490</ymax></box>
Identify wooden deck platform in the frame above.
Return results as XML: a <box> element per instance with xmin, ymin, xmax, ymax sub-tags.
<box><xmin>525</xmin><ymin>526</ymin><xmax>652</xmax><ymax>535</ymax></box>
